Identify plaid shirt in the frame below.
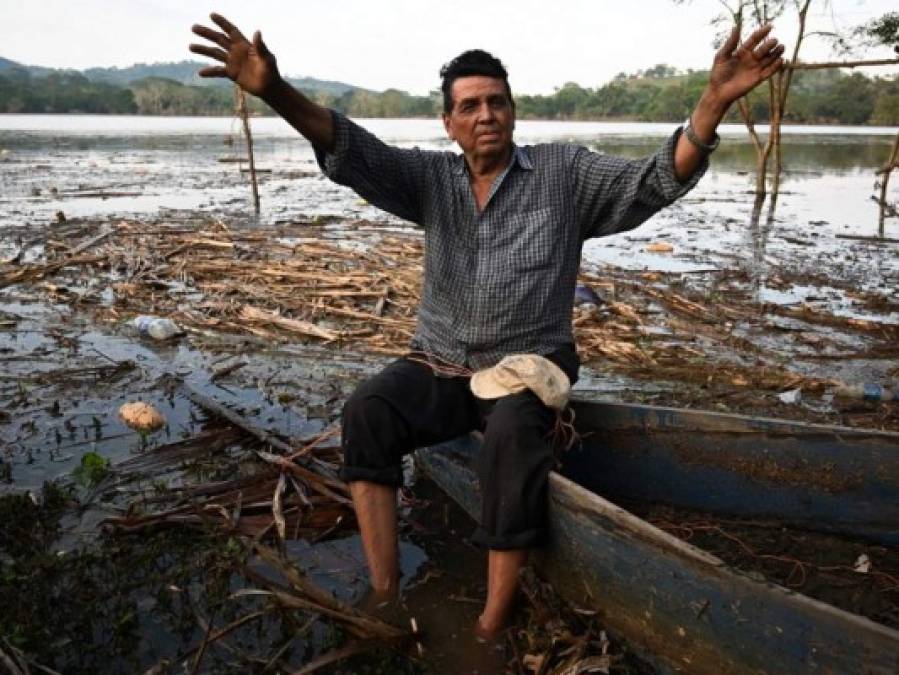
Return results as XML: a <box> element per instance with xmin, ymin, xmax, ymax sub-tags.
<box><xmin>316</xmin><ymin>111</ymin><xmax>706</xmax><ymax>370</ymax></box>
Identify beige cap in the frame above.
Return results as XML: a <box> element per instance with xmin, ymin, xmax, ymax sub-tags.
<box><xmin>470</xmin><ymin>354</ymin><xmax>571</xmax><ymax>410</ymax></box>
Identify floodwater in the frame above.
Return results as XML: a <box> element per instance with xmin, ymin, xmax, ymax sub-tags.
<box><xmin>1</xmin><ymin>115</ymin><xmax>898</xmax><ymax>673</ymax></box>
<box><xmin>2</xmin><ymin>114</ymin><xmax>897</xmax><ymax>297</ymax></box>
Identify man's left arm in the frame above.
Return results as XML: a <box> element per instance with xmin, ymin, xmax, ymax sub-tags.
<box><xmin>674</xmin><ymin>23</ymin><xmax>785</xmax><ymax>181</ymax></box>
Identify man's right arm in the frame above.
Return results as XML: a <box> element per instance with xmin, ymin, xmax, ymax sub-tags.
<box><xmin>261</xmin><ymin>79</ymin><xmax>334</xmax><ymax>153</ymax></box>
<box><xmin>191</xmin><ymin>13</ymin><xmax>426</xmax><ymax>224</ymax></box>
<box><xmin>190</xmin><ymin>13</ymin><xmax>333</xmax><ymax>151</ymax></box>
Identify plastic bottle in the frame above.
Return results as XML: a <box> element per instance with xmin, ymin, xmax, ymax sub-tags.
<box><xmin>132</xmin><ymin>315</ymin><xmax>181</xmax><ymax>340</ymax></box>
<box><xmin>834</xmin><ymin>383</ymin><xmax>897</xmax><ymax>402</ymax></box>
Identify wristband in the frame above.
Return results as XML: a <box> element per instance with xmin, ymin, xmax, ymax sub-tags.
<box><xmin>683</xmin><ymin>116</ymin><xmax>720</xmax><ymax>154</ymax></box>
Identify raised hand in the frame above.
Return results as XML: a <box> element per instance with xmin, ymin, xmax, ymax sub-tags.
<box><xmin>189</xmin><ymin>13</ymin><xmax>280</xmax><ymax>97</ymax></box>
<box><xmin>708</xmin><ymin>24</ymin><xmax>786</xmax><ymax>107</ymax></box>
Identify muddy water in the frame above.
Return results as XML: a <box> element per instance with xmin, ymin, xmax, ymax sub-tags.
<box><xmin>3</xmin><ymin>115</ymin><xmax>896</xmax><ymax>307</ymax></box>
<box><xmin>0</xmin><ymin>303</ymin><xmax>499</xmax><ymax>672</ymax></box>
<box><xmin>1</xmin><ymin>116</ymin><xmax>898</xmax><ymax>673</ymax></box>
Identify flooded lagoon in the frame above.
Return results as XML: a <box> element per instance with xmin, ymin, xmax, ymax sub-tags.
<box><xmin>1</xmin><ymin>115</ymin><xmax>898</xmax><ymax>673</ymax></box>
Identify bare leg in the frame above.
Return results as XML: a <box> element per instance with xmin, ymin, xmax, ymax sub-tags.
<box><xmin>476</xmin><ymin>548</ymin><xmax>528</xmax><ymax>638</ymax></box>
<box><xmin>349</xmin><ymin>480</ymin><xmax>399</xmax><ymax>596</ymax></box>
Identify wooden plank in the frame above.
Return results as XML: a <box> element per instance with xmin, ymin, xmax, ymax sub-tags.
<box><xmin>416</xmin><ymin>437</ymin><xmax>899</xmax><ymax>675</ymax></box>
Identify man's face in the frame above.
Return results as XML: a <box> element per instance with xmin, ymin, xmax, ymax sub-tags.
<box><xmin>442</xmin><ymin>76</ymin><xmax>515</xmax><ymax>161</ymax></box>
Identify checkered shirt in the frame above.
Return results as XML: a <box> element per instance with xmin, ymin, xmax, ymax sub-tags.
<box><xmin>315</xmin><ymin>111</ymin><xmax>706</xmax><ymax>370</ymax></box>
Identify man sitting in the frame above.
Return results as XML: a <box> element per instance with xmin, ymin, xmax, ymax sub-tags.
<box><xmin>190</xmin><ymin>13</ymin><xmax>784</xmax><ymax>638</ymax></box>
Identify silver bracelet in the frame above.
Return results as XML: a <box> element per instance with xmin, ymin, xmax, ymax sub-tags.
<box><xmin>683</xmin><ymin>116</ymin><xmax>720</xmax><ymax>154</ymax></box>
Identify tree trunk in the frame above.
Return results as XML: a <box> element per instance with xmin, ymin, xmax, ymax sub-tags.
<box><xmin>737</xmin><ymin>96</ymin><xmax>768</xmax><ymax>196</ymax></box>
<box><xmin>234</xmin><ymin>86</ymin><xmax>261</xmax><ymax>214</ymax></box>
<box><xmin>877</xmin><ymin>132</ymin><xmax>899</xmax><ymax>237</ymax></box>
<box><xmin>770</xmin><ymin>70</ymin><xmax>785</xmax><ymax>197</ymax></box>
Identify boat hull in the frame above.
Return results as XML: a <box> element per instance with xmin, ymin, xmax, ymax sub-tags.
<box><xmin>416</xmin><ymin>401</ymin><xmax>899</xmax><ymax>675</ymax></box>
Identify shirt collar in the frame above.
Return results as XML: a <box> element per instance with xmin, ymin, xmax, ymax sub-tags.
<box><xmin>452</xmin><ymin>143</ymin><xmax>534</xmax><ymax>176</ymax></box>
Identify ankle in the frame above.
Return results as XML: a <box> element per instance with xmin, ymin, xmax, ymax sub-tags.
<box><xmin>370</xmin><ymin>574</ymin><xmax>399</xmax><ymax>596</ymax></box>
<box><xmin>475</xmin><ymin>613</ymin><xmax>505</xmax><ymax>641</ymax></box>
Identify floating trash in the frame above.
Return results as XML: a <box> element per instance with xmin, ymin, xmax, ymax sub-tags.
<box><xmin>118</xmin><ymin>401</ymin><xmax>165</xmax><ymax>431</ymax></box>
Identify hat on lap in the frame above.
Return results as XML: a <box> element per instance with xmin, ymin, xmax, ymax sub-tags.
<box><xmin>470</xmin><ymin>354</ymin><xmax>571</xmax><ymax>411</ymax></box>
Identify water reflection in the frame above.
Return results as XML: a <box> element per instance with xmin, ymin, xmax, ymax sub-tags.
<box><xmin>1</xmin><ymin>117</ymin><xmax>896</xmax><ymax>246</ymax></box>
<box><xmin>593</xmin><ymin>137</ymin><xmax>897</xmax><ymax>176</ymax></box>
<box><xmin>747</xmin><ymin>193</ymin><xmax>779</xmax><ymax>303</ymax></box>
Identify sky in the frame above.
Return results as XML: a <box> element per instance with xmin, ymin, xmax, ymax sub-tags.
<box><xmin>2</xmin><ymin>0</ymin><xmax>897</xmax><ymax>95</ymax></box>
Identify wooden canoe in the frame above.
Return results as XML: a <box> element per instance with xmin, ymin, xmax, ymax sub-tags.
<box><xmin>415</xmin><ymin>400</ymin><xmax>899</xmax><ymax>675</ymax></box>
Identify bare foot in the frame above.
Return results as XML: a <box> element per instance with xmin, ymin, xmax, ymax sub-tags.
<box><xmin>354</xmin><ymin>584</ymin><xmax>408</xmax><ymax>626</ymax></box>
<box><xmin>474</xmin><ymin>615</ymin><xmax>506</xmax><ymax>644</ymax></box>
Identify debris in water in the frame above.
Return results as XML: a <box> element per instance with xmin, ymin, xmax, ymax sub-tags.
<box><xmin>777</xmin><ymin>388</ymin><xmax>802</xmax><ymax>405</ymax></box>
<box><xmin>118</xmin><ymin>401</ymin><xmax>166</xmax><ymax>431</ymax></box>
<box><xmin>645</xmin><ymin>242</ymin><xmax>674</xmax><ymax>253</ymax></box>
<box><xmin>132</xmin><ymin>315</ymin><xmax>182</xmax><ymax>340</ymax></box>
<box><xmin>854</xmin><ymin>554</ymin><xmax>872</xmax><ymax>574</ymax></box>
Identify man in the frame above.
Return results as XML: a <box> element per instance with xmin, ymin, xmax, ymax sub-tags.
<box><xmin>190</xmin><ymin>14</ymin><xmax>784</xmax><ymax>639</ymax></box>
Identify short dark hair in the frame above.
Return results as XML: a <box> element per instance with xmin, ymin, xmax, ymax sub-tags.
<box><xmin>439</xmin><ymin>49</ymin><xmax>513</xmax><ymax>114</ymax></box>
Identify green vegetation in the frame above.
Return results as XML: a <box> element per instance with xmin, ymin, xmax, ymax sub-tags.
<box><xmin>72</xmin><ymin>450</ymin><xmax>110</xmax><ymax>487</ymax></box>
<box><xmin>0</xmin><ymin>69</ymin><xmax>137</xmax><ymax>114</ymax></box>
<box><xmin>515</xmin><ymin>67</ymin><xmax>899</xmax><ymax>125</ymax></box>
<box><xmin>1</xmin><ymin>60</ymin><xmax>897</xmax><ymax>124</ymax></box>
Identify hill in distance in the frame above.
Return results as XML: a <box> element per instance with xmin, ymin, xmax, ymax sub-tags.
<box><xmin>0</xmin><ymin>56</ymin><xmax>368</xmax><ymax>96</ymax></box>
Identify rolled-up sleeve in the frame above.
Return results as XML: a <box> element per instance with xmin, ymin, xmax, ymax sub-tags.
<box><xmin>314</xmin><ymin>110</ymin><xmax>426</xmax><ymax>225</ymax></box>
<box><xmin>573</xmin><ymin>127</ymin><xmax>707</xmax><ymax>240</ymax></box>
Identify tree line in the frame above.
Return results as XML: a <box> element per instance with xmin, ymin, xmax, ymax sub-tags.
<box><xmin>0</xmin><ymin>65</ymin><xmax>896</xmax><ymax>125</ymax></box>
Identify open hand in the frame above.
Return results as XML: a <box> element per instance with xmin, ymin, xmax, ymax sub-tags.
<box><xmin>708</xmin><ymin>24</ymin><xmax>786</xmax><ymax>107</ymax></box>
<box><xmin>189</xmin><ymin>13</ymin><xmax>280</xmax><ymax>97</ymax></box>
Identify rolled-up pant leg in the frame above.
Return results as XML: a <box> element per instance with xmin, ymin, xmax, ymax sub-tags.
<box><xmin>340</xmin><ymin>358</ymin><xmax>479</xmax><ymax>488</ymax></box>
<box><xmin>472</xmin><ymin>391</ymin><xmax>556</xmax><ymax>550</ymax></box>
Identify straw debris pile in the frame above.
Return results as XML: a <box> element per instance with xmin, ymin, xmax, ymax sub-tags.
<box><xmin>5</xmin><ymin>217</ymin><xmax>897</xmax><ymax>408</ymax></box>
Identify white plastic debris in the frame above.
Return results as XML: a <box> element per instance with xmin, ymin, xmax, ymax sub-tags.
<box><xmin>853</xmin><ymin>554</ymin><xmax>872</xmax><ymax>574</ymax></box>
<box><xmin>777</xmin><ymin>388</ymin><xmax>802</xmax><ymax>404</ymax></box>
<box><xmin>132</xmin><ymin>315</ymin><xmax>181</xmax><ymax>340</ymax></box>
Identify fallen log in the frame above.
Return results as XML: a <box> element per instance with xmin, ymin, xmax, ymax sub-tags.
<box><xmin>182</xmin><ymin>384</ymin><xmax>340</xmax><ymax>481</ymax></box>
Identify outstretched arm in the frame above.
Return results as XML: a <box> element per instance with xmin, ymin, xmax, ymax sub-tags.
<box><xmin>190</xmin><ymin>13</ymin><xmax>334</xmax><ymax>151</ymax></box>
<box><xmin>674</xmin><ymin>23</ymin><xmax>785</xmax><ymax>181</ymax></box>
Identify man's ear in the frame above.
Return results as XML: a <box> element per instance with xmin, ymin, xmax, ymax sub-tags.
<box><xmin>442</xmin><ymin>112</ymin><xmax>455</xmax><ymax>141</ymax></box>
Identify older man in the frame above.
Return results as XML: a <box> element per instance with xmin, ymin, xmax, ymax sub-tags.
<box><xmin>191</xmin><ymin>14</ymin><xmax>784</xmax><ymax>638</ymax></box>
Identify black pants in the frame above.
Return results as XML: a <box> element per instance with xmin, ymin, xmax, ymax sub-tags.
<box><xmin>340</xmin><ymin>347</ymin><xmax>578</xmax><ymax>550</ymax></box>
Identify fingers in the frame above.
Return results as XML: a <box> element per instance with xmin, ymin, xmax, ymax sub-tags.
<box><xmin>253</xmin><ymin>31</ymin><xmax>272</xmax><ymax>59</ymax></box>
<box><xmin>754</xmin><ymin>37</ymin><xmax>781</xmax><ymax>59</ymax></box>
<box><xmin>742</xmin><ymin>23</ymin><xmax>773</xmax><ymax>52</ymax></box>
<box><xmin>759</xmin><ymin>58</ymin><xmax>785</xmax><ymax>81</ymax></box>
<box><xmin>717</xmin><ymin>23</ymin><xmax>741</xmax><ymax>58</ymax></box>
<box><xmin>198</xmin><ymin>66</ymin><xmax>228</xmax><ymax>79</ymax></box>
<box><xmin>191</xmin><ymin>24</ymin><xmax>230</xmax><ymax>50</ymax></box>
<box><xmin>758</xmin><ymin>43</ymin><xmax>786</xmax><ymax>66</ymax></box>
<box><xmin>189</xmin><ymin>43</ymin><xmax>228</xmax><ymax>63</ymax></box>
<box><xmin>211</xmin><ymin>12</ymin><xmax>247</xmax><ymax>42</ymax></box>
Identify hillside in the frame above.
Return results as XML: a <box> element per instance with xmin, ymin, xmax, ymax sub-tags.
<box><xmin>0</xmin><ymin>56</ymin><xmax>364</xmax><ymax>96</ymax></box>
<box><xmin>0</xmin><ymin>56</ymin><xmax>896</xmax><ymax>124</ymax></box>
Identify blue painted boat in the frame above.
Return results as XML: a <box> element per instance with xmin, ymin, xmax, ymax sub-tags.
<box><xmin>416</xmin><ymin>400</ymin><xmax>899</xmax><ymax>675</ymax></box>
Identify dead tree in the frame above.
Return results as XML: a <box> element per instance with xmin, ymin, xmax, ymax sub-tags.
<box><xmin>234</xmin><ymin>85</ymin><xmax>261</xmax><ymax>214</ymax></box>
<box><xmin>698</xmin><ymin>1</ymin><xmax>899</xmax><ymax>198</ymax></box>
<box><xmin>875</xmin><ymin>133</ymin><xmax>899</xmax><ymax>236</ymax></box>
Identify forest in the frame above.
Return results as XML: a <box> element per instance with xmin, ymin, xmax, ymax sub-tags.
<box><xmin>0</xmin><ymin>63</ymin><xmax>897</xmax><ymax>125</ymax></box>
